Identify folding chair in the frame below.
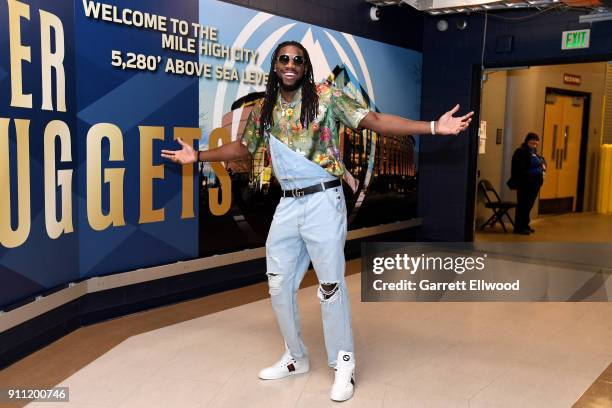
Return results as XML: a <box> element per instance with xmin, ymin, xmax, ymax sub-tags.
<box><xmin>478</xmin><ymin>180</ymin><xmax>517</xmax><ymax>232</ymax></box>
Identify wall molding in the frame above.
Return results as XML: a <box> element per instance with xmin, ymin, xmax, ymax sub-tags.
<box><xmin>0</xmin><ymin>218</ymin><xmax>421</xmax><ymax>334</ymax></box>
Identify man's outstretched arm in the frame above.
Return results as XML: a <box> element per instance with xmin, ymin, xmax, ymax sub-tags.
<box><xmin>359</xmin><ymin>104</ymin><xmax>473</xmax><ymax>136</ymax></box>
<box><xmin>161</xmin><ymin>139</ymin><xmax>251</xmax><ymax>164</ymax></box>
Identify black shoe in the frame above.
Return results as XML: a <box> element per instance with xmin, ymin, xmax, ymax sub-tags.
<box><xmin>513</xmin><ymin>229</ymin><xmax>531</xmax><ymax>235</ymax></box>
<box><xmin>527</xmin><ymin>226</ymin><xmax>535</xmax><ymax>233</ymax></box>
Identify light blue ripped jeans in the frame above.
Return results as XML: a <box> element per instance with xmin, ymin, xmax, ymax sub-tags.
<box><xmin>265</xmin><ymin>135</ymin><xmax>354</xmax><ymax>367</ymax></box>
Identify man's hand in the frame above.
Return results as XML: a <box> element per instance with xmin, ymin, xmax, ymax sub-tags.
<box><xmin>436</xmin><ymin>105</ymin><xmax>474</xmax><ymax>135</ymax></box>
<box><xmin>161</xmin><ymin>138</ymin><xmax>198</xmax><ymax>164</ymax></box>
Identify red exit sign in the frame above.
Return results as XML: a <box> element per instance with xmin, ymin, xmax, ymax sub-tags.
<box><xmin>564</xmin><ymin>74</ymin><xmax>581</xmax><ymax>86</ymax></box>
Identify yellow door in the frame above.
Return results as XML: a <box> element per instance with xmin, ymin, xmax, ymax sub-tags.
<box><xmin>540</xmin><ymin>93</ymin><xmax>584</xmax><ymax>211</ymax></box>
<box><xmin>540</xmin><ymin>94</ymin><xmax>563</xmax><ymax>199</ymax></box>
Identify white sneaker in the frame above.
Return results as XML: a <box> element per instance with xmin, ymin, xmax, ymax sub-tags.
<box><xmin>330</xmin><ymin>351</ymin><xmax>355</xmax><ymax>402</ymax></box>
<box><xmin>258</xmin><ymin>349</ymin><xmax>310</xmax><ymax>380</ymax></box>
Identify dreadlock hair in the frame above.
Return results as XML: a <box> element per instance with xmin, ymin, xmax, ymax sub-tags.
<box><xmin>258</xmin><ymin>41</ymin><xmax>319</xmax><ymax>139</ymax></box>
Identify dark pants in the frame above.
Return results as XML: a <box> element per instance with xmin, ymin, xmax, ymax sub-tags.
<box><xmin>515</xmin><ymin>178</ymin><xmax>542</xmax><ymax>231</ymax></box>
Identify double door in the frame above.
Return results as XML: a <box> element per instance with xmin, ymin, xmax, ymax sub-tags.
<box><xmin>539</xmin><ymin>92</ymin><xmax>584</xmax><ymax>213</ymax></box>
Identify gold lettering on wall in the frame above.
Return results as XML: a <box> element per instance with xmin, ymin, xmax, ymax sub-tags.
<box><xmin>139</xmin><ymin>126</ymin><xmax>165</xmax><ymax>223</ymax></box>
<box><xmin>44</xmin><ymin>120</ymin><xmax>73</xmax><ymax>239</ymax></box>
<box><xmin>174</xmin><ymin>127</ymin><xmax>200</xmax><ymax>219</ymax></box>
<box><xmin>87</xmin><ymin>123</ymin><xmax>125</xmax><ymax>230</ymax></box>
<box><xmin>208</xmin><ymin>127</ymin><xmax>231</xmax><ymax>216</ymax></box>
<box><xmin>8</xmin><ymin>0</ymin><xmax>32</xmax><ymax>109</ymax></box>
<box><xmin>0</xmin><ymin>118</ymin><xmax>31</xmax><ymax>248</ymax></box>
<box><xmin>39</xmin><ymin>10</ymin><xmax>66</xmax><ymax>112</ymax></box>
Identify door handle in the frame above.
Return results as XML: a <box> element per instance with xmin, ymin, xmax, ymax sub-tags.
<box><xmin>563</xmin><ymin>126</ymin><xmax>569</xmax><ymax>161</ymax></box>
<box><xmin>552</xmin><ymin>125</ymin><xmax>558</xmax><ymax>161</ymax></box>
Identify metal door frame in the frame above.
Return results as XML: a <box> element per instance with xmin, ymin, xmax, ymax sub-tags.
<box><xmin>543</xmin><ymin>87</ymin><xmax>591</xmax><ymax>212</ymax></box>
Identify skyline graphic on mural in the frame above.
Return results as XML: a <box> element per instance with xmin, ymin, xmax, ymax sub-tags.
<box><xmin>196</xmin><ymin>0</ymin><xmax>421</xmax><ymax>257</ymax></box>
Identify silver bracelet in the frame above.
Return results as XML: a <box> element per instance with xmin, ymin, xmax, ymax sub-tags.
<box><xmin>430</xmin><ymin>120</ymin><xmax>436</xmax><ymax>135</ymax></box>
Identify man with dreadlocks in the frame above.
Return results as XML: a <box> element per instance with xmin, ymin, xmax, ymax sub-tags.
<box><xmin>162</xmin><ymin>40</ymin><xmax>473</xmax><ymax>402</ymax></box>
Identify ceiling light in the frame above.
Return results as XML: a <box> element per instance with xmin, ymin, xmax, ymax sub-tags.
<box><xmin>370</xmin><ymin>0</ymin><xmax>566</xmax><ymax>15</ymax></box>
<box><xmin>456</xmin><ymin>18</ymin><xmax>468</xmax><ymax>29</ymax></box>
<box><xmin>579</xmin><ymin>11</ymin><xmax>612</xmax><ymax>23</ymax></box>
<box><xmin>436</xmin><ymin>19</ymin><xmax>449</xmax><ymax>31</ymax></box>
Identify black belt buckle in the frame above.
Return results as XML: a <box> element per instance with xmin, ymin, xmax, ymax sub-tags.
<box><xmin>283</xmin><ymin>179</ymin><xmax>340</xmax><ymax>198</ymax></box>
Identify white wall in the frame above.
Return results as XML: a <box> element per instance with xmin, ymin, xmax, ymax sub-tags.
<box><xmin>476</xmin><ymin>70</ymin><xmax>507</xmax><ymax>225</ymax></box>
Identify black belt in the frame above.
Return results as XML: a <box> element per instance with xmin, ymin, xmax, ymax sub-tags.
<box><xmin>282</xmin><ymin>179</ymin><xmax>341</xmax><ymax>198</ymax></box>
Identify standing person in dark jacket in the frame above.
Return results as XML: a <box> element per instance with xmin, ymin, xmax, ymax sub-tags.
<box><xmin>509</xmin><ymin>132</ymin><xmax>546</xmax><ymax>234</ymax></box>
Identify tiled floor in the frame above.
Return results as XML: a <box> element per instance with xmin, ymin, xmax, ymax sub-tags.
<box><xmin>476</xmin><ymin>212</ymin><xmax>612</xmax><ymax>242</ymax></box>
<box><xmin>2</xmin><ymin>212</ymin><xmax>611</xmax><ymax>407</ymax></box>
<box><xmin>15</xmin><ymin>265</ymin><xmax>612</xmax><ymax>408</ymax></box>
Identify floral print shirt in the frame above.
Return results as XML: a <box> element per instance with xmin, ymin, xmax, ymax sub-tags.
<box><xmin>240</xmin><ymin>83</ymin><xmax>370</xmax><ymax>177</ymax></box>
